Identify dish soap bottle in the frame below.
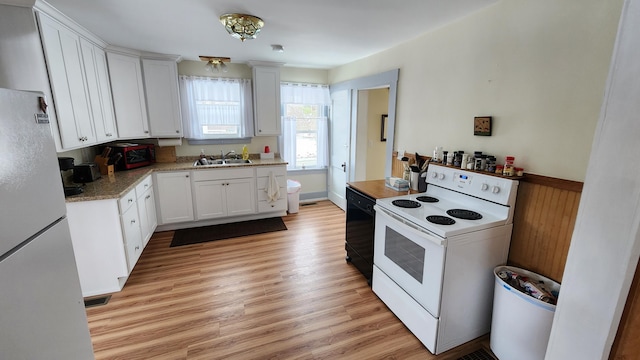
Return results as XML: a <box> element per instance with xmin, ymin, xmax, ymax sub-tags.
<box><xmin>242</xmin><ymin>145</ymin><xmax>249</xmax><ymax>160</ymax></box>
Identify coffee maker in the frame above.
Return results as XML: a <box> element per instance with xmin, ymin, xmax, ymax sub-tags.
<box><xmin>58</xmin><ymin>157</ymin><xmax>83</xmax><ymax>196</ymax></box>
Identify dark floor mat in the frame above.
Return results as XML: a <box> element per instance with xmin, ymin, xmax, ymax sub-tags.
<box><xmin>457</xmin><ymin>348</ymin><xmax>497</xmax><ymax>360</ymax></box>
<box><xmin>170</xmin><ymin>217</ymin><xmax>287</xmax><ymax>247</ymax></box>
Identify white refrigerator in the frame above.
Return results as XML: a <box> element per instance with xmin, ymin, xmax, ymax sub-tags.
<box><xmin>0</xmin><ymin>88</ymin><xmax>94</xmax><ymax>359</ymax></box>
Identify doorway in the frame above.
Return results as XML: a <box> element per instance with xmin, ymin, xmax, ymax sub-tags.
<box><xmin>328</xmin><ymin>69</ymin><xmax>399</xmax><ymax>210</ymax></box>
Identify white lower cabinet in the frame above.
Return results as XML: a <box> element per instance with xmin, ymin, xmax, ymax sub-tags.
<box><xmin>155</xmin><ymin>171</ymin><xmax>194</xmax><ymax>224</ymax></box>
<box><xmin>256</xmin><ymin>166</ymin><xmax>287</xmax><ymax>212</ymax></box>
<box><xmin>135</xmin><ymin>175</ymin><xmax>157</xmax><ymax>246</ymax></box>
<box><xmin>193</xmin><ymin>168</ymin><xmax>256</xmax><ymax>220</ymax></box>
<box><xmin>65</xmin><ymin>174</ymin><xmax>155</xmax><ymax>297</ymax></box>
<box><xmin>120</xmin><ymin>190</ymin><xmax>143</xmax><ymax>271</ymax></box>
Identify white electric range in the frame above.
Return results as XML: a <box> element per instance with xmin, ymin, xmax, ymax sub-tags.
<box><xmin>372</xmin><ymin>163</ymin><xmax>519</xmax><ymax>354</ymax></box>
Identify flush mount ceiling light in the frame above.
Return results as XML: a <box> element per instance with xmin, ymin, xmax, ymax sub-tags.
<box><xmin>219</xmin><ymin>13</ymin><xmax>264</xmax><ymax>42</ymax></box>
<box><xmin>199</xmin><ymin>56</ymin><xmax>230</xmax><ymax>73</ymax></box>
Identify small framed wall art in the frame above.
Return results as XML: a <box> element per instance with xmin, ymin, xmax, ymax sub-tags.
<box><xmin>474</xmin><ymin>116</ymin><xmax>492</xmax><ymax>136</ymax></box>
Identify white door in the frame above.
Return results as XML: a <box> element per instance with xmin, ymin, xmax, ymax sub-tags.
<box><xmin>328</xmin><ymin>89</ymin><xmax>351</xmax><ymax>210</ymax></box>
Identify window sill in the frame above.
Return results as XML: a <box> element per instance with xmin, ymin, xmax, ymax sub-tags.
<box><xmin>187</xmin><ymin>138</ymin><xmax>252</xmax><ymax>145</ymax></box>
<box><xmin>286</xmin><ymin>168</ymin><xmax>327</xmax><ymax>175</ymax></box>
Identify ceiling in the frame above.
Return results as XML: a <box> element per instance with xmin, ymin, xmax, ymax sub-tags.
<box><xmin>43</xmin><ymin>0</ymin><xmax>498</xmax><ymax>69</ymax></box>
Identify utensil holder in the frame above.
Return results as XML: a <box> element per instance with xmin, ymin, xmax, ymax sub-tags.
<box><xmin>410</xmin><ymin>171</ymin><xmax>420</xmax><ymax>191</ymax></box>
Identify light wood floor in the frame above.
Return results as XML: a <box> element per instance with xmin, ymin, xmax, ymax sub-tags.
<box><xmin>85</xmin><ymin>200</ymin><xmax>489</xmax><ymax>360</ymax></box>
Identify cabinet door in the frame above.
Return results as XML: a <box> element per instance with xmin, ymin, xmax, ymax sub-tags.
<box><xmin>38</xmin><ymin>13</ymin><xmax>95</xmax><ymax>148</ymax></box>
<box><xmin>121</xmin><ymin>204</ymin><xmax>143</xmax><ymax>272</ymax></box>
<box><xmin>138</xmin><ymin>187</ymin><xmax>157</xmax><ymax>246</ymax></box>
<box><xmin>253</xmin><ymin>66</ymin><xmax>281</xmax><ymax>136</ymax></box>
<box><xmin>80</xmin><ymin>39</ymin><xmax>117</xmax><ymax>142</ymax></box>
<box><xmin>106</xmin><ymin>52</ymin><xmax>150</xmax><ymax>139</ymax></box>
<box><xmin>155</xmin><ymin>172</ymin><xmax>194</xmax><ymax>224</ymax></box>
<box><xmin>142</xmin><ymin>59</ymin><xmax>183</xmax><ymax>137</ymax></box>
<box><xmin>226</xmin><ymin>178</ymin><xmax>257</xmax><ymax>216</ymax></box>
<box><xmin>193</xmin><ymin>180</ymin><xmax>226</xmax><ymax>220</ymax></box>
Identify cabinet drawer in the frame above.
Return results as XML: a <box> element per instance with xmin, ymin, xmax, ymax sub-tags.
<box><xmin>118</xmin><ymin>187</ymin><xmax>137</xmax><ymax>213</ymax></box>
<box><xmin>256</xmin><ymin>166</ymin><xmax>286</xmax><ymax>178</ymax></box>
<box><xmin>124</xmin><ymin>233</ymin><xmax>143</xmax><ymax>272</ymax></box>
<box><xmin>192</xmin><ymin>168</ymin><xmax>254</xmax><ymax>182</ymax></box>
<box><xmin>258</xmin><ymin>198</ymin><xmax>287</xmax><ymax>213</ymax></box>
<box><xmin>256</xmin><ymin>175</ymin><xmax>286</xmax><ymax>190</ymax></box>
<box><xmin>121</xmin><ymin>206</ymin><xmax>141</xmax><ymax>245</ymax></box>
<box><xmin>135</xmin><ymin>175</ymin><xmax>153</xmax><ymax>198</ymax></box>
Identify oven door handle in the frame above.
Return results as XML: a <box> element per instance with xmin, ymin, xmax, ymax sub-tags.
<box><xmin>374</xmin><ymin>205</ymin><xmax>446</xmax><ymax>247</ymax></box>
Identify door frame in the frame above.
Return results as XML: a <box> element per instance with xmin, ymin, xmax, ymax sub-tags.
<box><xmin>329</xmin><ymin>69</ymin><xmax>400</xmax><ymax>181</ymax></box>
<box><xmin>329</xmin><ymin>69</ymin><xmax>399</xmax><ymax>184</ymax></box>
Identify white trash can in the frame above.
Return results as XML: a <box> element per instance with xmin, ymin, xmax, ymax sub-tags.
<box><xmin>286</xmin><ymin>179</ymin><xmax>302</xmax><ymax>213</ymax></box>
<box><xmin>490</xmin><ymin>266</ymin><xmax>561</xmax><ymax>360</ymax></box>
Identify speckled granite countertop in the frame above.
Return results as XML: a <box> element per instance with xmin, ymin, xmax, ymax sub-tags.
<box><xmin>64</xmin><ymin>158</ymin><xmax>288</xmax><ymax>203</ymax></box>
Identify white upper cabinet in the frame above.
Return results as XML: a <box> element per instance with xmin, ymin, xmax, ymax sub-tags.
<box><xmin>37</xmin><ymin>12</ymin><xmax>96</xmax><ymax>149</ymax></box>
<box><xmin>80</xmin><ymin>39</ymin><xmax>117</xmax><ymax>142</ymax></box>
<box><xmin>252</xmin><ymin>64</ymin><xmax>282</xmax><ymax>136</ymax></box>
<box><xmin>106</xmin><ymin>51</ymin><xmax>150</xmax><ymax>139</ymax></box>
<box><xmin>142</xmin><ymin>58</ymin><xmax>183</xmax><ymax>138</ymax></box>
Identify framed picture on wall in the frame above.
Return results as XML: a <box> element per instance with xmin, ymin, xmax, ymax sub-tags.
<box><xmin>381</xmin><ymin>114</ymin><xmax>388</xmax><ymax>141</ymax></box>
<box><xmin>474</xmin><ymin>116</ymin><xmax>492</xmax><ymax>136</ymax></box>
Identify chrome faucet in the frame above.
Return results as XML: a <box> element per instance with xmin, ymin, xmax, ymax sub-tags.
<box><xmin>221</xmin><ymin>150</ymin><xmax>236</xmax><ymax>160</ymax></box>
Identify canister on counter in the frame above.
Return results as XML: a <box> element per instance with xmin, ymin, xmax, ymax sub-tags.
<box><xmin>495</xmin><ymin>165</ymin><xmax>504</xmax><ymax>175</ymax></box>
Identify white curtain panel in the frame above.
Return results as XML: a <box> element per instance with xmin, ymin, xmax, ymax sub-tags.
<box><xmin>280</xmin><ymin>83</ymin><xmax>330</xmax><ymax>168</ymax></box>
<box><xmin>179</xmin><ymin>75</ymin><xmax>254</xmax><ymax>139</ymax></box>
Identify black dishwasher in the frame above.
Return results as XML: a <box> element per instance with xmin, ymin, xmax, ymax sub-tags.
<box><xmin>345</xmin><ymin>186</ymin><xmax>376</xmax><ymax>284</ymax></box>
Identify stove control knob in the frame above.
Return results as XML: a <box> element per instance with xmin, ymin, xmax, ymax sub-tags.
<box><xmin>492</xmin><ymin>185</ymin><xmax>501</xmax><ymax>194</ymax></box>
<box><xmin>431</xmin><ymin>172</ymin><xmax>438</xmax><ymax>179</ymax></box>
<box><xmin>481</xmin><ymin>183</ymin><xmax>489</xmax><ymax>191</ymax></box>
<box><xmin>438</xmin><ymin>173</ymin><xmax>445</xmax><ymax>180</ymax></box>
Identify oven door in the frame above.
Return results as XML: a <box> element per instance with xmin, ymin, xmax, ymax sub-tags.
<box><xmin>373</xmin><ymin>205</ymin><xmax>446</xmax><ymax>317</ymax></box>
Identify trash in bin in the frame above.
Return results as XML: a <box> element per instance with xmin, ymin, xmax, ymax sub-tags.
<box><xmin>497</xmin><ymin>269</ymin><xmax>558</xmax><ymax>304</ymax></box>
<box><xmin>287</xmin><ymin>179</ymin><xmax>301</xmax><ymax>214</ymax></box>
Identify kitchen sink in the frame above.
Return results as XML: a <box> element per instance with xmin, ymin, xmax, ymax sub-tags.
<box><xmin>193</xmin><ymin>159</ymin><xmax>251</xmax><ymax>167</ymax></box>
<box><xmin>223</xmin><ymin>159</ymin><xmax>252</xmax><ymax>164</ymax></box>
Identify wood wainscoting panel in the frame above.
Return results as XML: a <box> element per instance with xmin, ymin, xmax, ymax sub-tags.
<box><xmin>508</xmin><ymin>175</ymin><xmax>582</xmax><ymax>283</ymax></box>
<box><xmin>610</xmin><ymin>258</ymin><xmax>640</xmax><ymax>359</ymax></box>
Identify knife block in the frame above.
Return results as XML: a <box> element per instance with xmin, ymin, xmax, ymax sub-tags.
<box><xmin>94</xmin><ymin>155</ymin><xmax>114</xmax><ymax>176</ymax></box>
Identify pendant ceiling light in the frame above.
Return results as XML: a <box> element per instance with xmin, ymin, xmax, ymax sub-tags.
<box><xmin>219</xmin><ymin>13</ymin><xmax>264</xmax><ymax>42</ymax></box>
<box><xmin>199</xmin><ymin>56</ymin><xmax>230</xmax><ymax>73</ymax></box>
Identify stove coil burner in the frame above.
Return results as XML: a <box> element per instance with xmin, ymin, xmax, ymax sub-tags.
<box><xmin>446</xmin><ymin>209</ymin><xmax>483</xmax><ymax>220</ymax></box>
<box><xmin>416</xmin><ymin>196</ymin><xmax>439</xmax><ymax>203</ymax></box>
<box><xmin>392</xmin><ymin>199</ymin><xmax>421</xmax><ymax>208</ymax></box>
<box><xmin>426</xmin><ymin>215</ymin><xmax>456</xmax><ymax>225</ymax></box>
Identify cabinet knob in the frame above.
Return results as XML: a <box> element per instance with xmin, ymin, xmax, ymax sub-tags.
<box><xmin>131</xmin><ymin>219</ymin><xmax>136</xmax><ymax>224</ymax></box>
<box><xmin>128</xmin><ymin>198</ymin><xmax>133</xmax><ymax>203</ymax></box>
<box><xmin>146</xmin><ymin>195</ymin><xmax>151</xmax><ymax>199</ymax></box>
<box><xmin>144</xmin><ymin>130</ymin><xmax>149</xmax><ymax>134</ymax></box>
<box><xmin>135</xmin><ymin>246</ymin><xmax>140</xmax><ymax>251</ymax></box>
<box><xmin>185</xmin><ymin>175</ymin><xmax>189</xmax><ymax>178</ymax></box>
<box><xmin>176</xmin><ymin>130</ymin><xmax>180</xmax><ymax>133</ymax></box>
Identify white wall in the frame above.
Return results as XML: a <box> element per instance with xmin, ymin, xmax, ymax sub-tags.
<box><xmin>329</xmin><ymin>0</ymin><xmax>623</xmax><ymax>182</ymax></box>
<box><xmin>366</xmin><ymin>88</ymin><xmax>388</xmax><ymax>180</ymax></box>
